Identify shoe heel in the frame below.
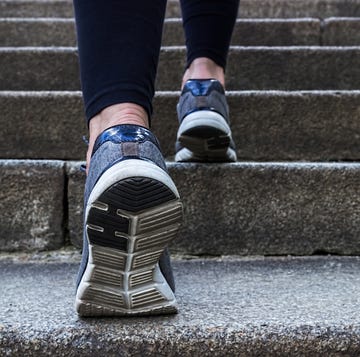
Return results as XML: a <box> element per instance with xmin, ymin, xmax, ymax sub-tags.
<box><xmin>76</xmin><ymin>160</ymin><xmax>183</xmax><ymax>317</ymax></box>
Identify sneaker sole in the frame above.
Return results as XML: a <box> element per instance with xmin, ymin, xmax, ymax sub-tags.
<box><xmin>75</xmin><ymin>159</ymin><xmax>183</xmax><ymax>317</ymax></box>
<box><xmin>175</xmin><ymin>110</ymin><xmax>237</xmax><ymax>162</ymax></box>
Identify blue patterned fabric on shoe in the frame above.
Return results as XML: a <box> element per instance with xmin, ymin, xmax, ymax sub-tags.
<box><xmin>75</xmin><ymin>124</ymin><xmax>183</xmax><ymax>317</ymax></box>
<box><xmin>175</xmin><ymin>79</ymin><xmax>237</xmax><ymax>162</ymax></box>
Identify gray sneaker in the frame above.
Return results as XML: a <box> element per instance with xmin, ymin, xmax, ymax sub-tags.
<box><xmin>175</xmin><ymin>79</ymin><xmax>237</xmax><ymax>162</ymax></box>
<box><xmin>75</xmin><ymin>124</ymin><xmax>183</xmax><ymax>317</ymax></box>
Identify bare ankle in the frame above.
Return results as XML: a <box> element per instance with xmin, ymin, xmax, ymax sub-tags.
<box><xmin>182</xmin><ymin>58</ymin><xmax>225</xmax><ymax>89</ymax></box>
<box><xmin>86</xmin><ymin>103</ymin><xmax>149</xmax><ymax>173</ymax></box>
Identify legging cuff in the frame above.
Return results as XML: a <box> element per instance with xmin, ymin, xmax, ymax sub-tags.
<box><xmin>85</xmin><ymin>85</ymin><xmax>152</xmax><ymax>127</ymax></box>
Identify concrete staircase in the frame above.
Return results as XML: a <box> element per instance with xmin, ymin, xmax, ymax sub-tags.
<box><xmin>1</xmin><ymin>0</ymin><xmax>360</xmax><ymax>355</ymax></box>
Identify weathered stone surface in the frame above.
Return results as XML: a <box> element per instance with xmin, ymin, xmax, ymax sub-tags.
<box><xmin>66</xmin><ymin>161</ymin><xmax>84</xmax><ymax>245</ymax></box>
<box><xmin>231</xmin><ymin>18</ymin><xmax>320</xmax><ymax>46</ymax></box>
<box><xmin>153</xmin><ymin>91</ymin><xmax>360</xmax><ymax>162</ymax></box>
<box><xmin>239</xmin><ymin>0</ymin><xmax>360</xmax><ymax>18</ymax></box>
<box><xmin>2</xmin><ymin>47</ymin><xmax>360</xmax><ymax>91</ymax></box>
<box><xmin>158</xmin><ymin>46</ymin><xmax>360</xmax><ymax>91</ymax></box>
<box><xmin>67</xmin><ymin>161</ymin><xmax>360</xmax><ymax>255</ymax></box>
<box><xmin>2</xmin><ymin>0</ymin><xmax>360</xmax><ymax>18</ymax></box>
<box><xmin>0</xmin><ymin>0</ymin><xmax>74</xmax><ymax>18</ymax></box>
<box><xmin>0</xmin><ymin>18</ymin><xmax>321</xmax><ymax>47</ymax></box>
<box><xmin>2</xmin><ymin>91</ymin><xmax>359</xmax><ymax>162</ymax></box>
<box><xmin>225</xmin><ymin>91</ymin><xmax>360</xmax><ymax>161</ymax></box>
<box><xmin>162</xmin><ymin>18</ymin><xmax>322</xmax><ymax>46</ymax></box>
<box><xmin>0</xmin><ymin>91</ymin><xmax>87</xmax><ymax>160</ymax></box>
<box><xmin>0</xmin><ymin>0</ymin><xmax>179</xmax><ymax>18</ymax></box>
<box><xmin>0</xmin><ymin>48</ymin><xmax>80</xmax><ymax>91</ymax></box>
<box><xmin>0</xmin><ymin>18</ymin><xmax>76</xmax><ymax>47</ymax></box>
<box><xmin>0</xmin><ymin>160</ymin><xmax>65</xmax><ymax>251</ymax></box>
<box><xmin>2</xmin><ymin>256</ymin><xmax>360</xmax><ymax>355</ymax></box>
<box><xmin>323</xmin><ymin>17</ymin><xmax>360</xmax><ymax>45</ymax></box>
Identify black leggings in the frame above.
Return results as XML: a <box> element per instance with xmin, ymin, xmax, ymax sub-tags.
<box><xmin>73</xmin><ymin>0</ymin><xmax>239</xmax><ymax>124</ymax></box>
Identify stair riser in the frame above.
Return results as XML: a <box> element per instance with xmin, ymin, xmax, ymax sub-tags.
<box><xmin>0</xmin><ymin>19</ymin><xmax>323</xmax><ymax>47</ymax></box>
<box><xmin>2</xmin><ymin>160</ymin><xmax>360</xmax><ymax>255</ymax></box>
<box><xmin>0</xmin><ymin>160</ymin><xmax>65</xmax><ymax>252</ymax></box>
<box><xmin>1</xmin><ymin>91</ymin><xmax>359</xmax><ymax>161</ymax></box>
<box><xmin>3</xmin><ymin>18</ymin><xmax>360</xmax><ymax>47</ymax></box>
<box><xmin>2</xmin><ymin>0</ymin><xmax>360</xmax><ymax>18</ymax></box>
<box><xmin>68</xmin><ymin>161</ymin><xmax>360</xmax><ymax>256</ymax></box>
<box><xmin>324</xmin><ymin>18</ymin><xmax>360</xmax><ymax>46</ymax></box>
<box><xmin>2</xmin><ymin>47</ymin><xmax>360</xmax><ymax>91</ymax></box>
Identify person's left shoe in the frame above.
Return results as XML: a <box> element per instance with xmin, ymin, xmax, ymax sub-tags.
<box><xmin>75</xmin><ymin>124</ymin><xmax>183</xmax><ymax>317</ymax></box>
<box><xmin>175</xmin><ymin>79</ymin><xmax>237</xmax><ymax>162</ymax></box>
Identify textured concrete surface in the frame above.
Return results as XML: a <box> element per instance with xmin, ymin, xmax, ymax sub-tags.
<box><xmin>2</xmin><ymin>47</ymin><xmax>360</xmax><ymax>91</ymax></box>
<box><xmin>152</xmin><ymin>91</ymin><xmax>360</xmax><ymax>162</ymax></box>
<box><xmin>238</xmin><ymin>0</ymin><xmax>360</xmax><ymax>18</ymax></box>
<box><xmin>67</xmin><ymin>161</ymin><xmax>360</xmax><ymax>256</ymax></box>
<box><xmin>0</xmin><ymin>0</ymin><xmax>74</xmax><ymax>18</ymax></box>
<box><xmin>0</xmin><ymin>91</ymin><xmax>86</xmax><ymax>159</ymax></box>
<box><xmin>323</xmin><ymin>18</ymin><xmax>360</xmax><ymax>45</ymax></box>
<box><xmin>0</xmin><ymin>18</ymin><xmax>322</xmax><ymax>47</ymax></box>
<box><xmin>1</xmin><ymin>91</ymin><xmax>360</xmax><ymax>161</ymax></box>
<box><xmin>0</xmin><ymin>18</ymin><xmax>76</xmax><ymax>47</ymax></box>
<box><xmin>231</xmin><ymin>18</ymin><xmax>320</xmax><ymax>46</ymax></box>
<box><xmin>0</xmin><ymin>47</ymin><xmax>80</xmax><ymax>91</ymax></box>
<box><xmin>3</xmin><ymin>17</ymin><xmax>360</xmax><ymax>48</ymax></box>
<box><xmin>2</xmin><ymin>0</ymin><xmax>360</xmax><ymax>18</ymax></box>
<box><xmin>1</xmin><ymin>255</ymin><xmax>360</xmax><ymax>355</ymax></box>
<box><xmin>159</xmin><ymin>46</ymin><xmax>360</xmax><ymax>91</ymax></box>
<box><xmin>0</xmin><ymin>160</ymin><xmax>65</xmax><ymax>251</ymax></box>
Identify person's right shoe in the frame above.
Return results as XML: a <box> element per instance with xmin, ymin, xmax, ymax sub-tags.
<box><xmin>75</xmin><ymin>124</ymin><xmax>183</xmax><ymax>317</ymax></box>
<box><xmin>175</xmin><ymin>79</ymin><xmax>237</xmax><ymax>162</ymax></box>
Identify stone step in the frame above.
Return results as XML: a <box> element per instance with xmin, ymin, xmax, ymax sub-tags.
<box><xmin>2</xmin><ymin>17</ymin><xmax>359</xmax><ymax>47</ymax></box>
<box><xmin>2</xmin><ymin>0</ymin><xmax>360</xmax><ymax>18</ymax></box>
<box><xmin>1</xmin><ymin>91</ymin><xmax>359</xmax><ymax>162</ymax></box>
<box><xmin>1</xmin><ymin>254</ymin><xmax>360</xmax><ymax>355</ymax></box>
<box><xmin>0</xmin><ymin>17</ymin><xmax>323</xmax><ymax>47</ymax></box>
<box><xmin>324</xmin><ymin>17</ymin><xmax>360</xmax><ymax>45</ymax></box>
<box><xmin>2</xmin><ymin>159</ymin><xmax>360</xmax><ymax>255</ymax></box>
<box><xmin>1</xmin><ymin>46</ymin><xmax>360</xmax><ymax>91</ymax></box>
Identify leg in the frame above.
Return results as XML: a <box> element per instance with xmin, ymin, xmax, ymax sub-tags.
<box><xmin>175</xmin><ymin>0</ymin><xmax>239</xmax><ymax>162</ymax></box>
<box><xmin>73</xmin><ymin>0</ymin><xmax>166</xmax><ymax>169</ymax></box>
<box><xmin>73</xmin><ymin>0</ymin><xmax>183</xmax><ymax>317</ymax></box>
<box><xmin>180</xmin><ymin>0</ymin><xmax>239</xmax><ymax>87</ymax></box>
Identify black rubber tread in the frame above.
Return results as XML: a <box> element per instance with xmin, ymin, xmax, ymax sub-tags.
<box><xmin>102</xmin><ymin>177</ymin><xmax>177</xmax><ymax>213</ymax></box>
<box><xmin>87</xmin><ymin>228</ymin><xmax>128</xmax><ymax>251</ymax></box>
<box><xmin>87</xmin><ymin>177</ymin><xmax>177</xmax><ymax>251</ymax></box>
<box><xmin>180</xmin><ymin>126</ymin><xmax>231</xmax><ymax>152</ymax></box>
<box><xmin>181</xmin><ymin>125</ymin><xmax>227</xmax><ymax>139</ymax></box>
<box><xmin>87</xmin><ymin>205</ymin><xmax>129</xmax><ymax>251</ymax></box>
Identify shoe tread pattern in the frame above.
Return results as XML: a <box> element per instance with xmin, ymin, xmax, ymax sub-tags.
<box><xmin>179</xmin><ymin>125</ymin><xmax>234</xmax><ymax>162</ymax></box>
<box><xmin>77</xmin><ymin>177</ymin><xmax>182</xmax><ymax>317</ymax></box>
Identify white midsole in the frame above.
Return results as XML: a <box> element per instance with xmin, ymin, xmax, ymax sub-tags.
<box><xmin>175</xmin><ymin>147</ymin><xmax>237</xmax><ymax>162</ymax></box>
<box><xmin>177</xmin><ymin>110</ymin><xmax>231</xmax><ymax>139</ymax></box>
<box><xmin>86</xmin><ymin>159</ymin><xmax>179</xmax><ymax>219</ymax></box>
